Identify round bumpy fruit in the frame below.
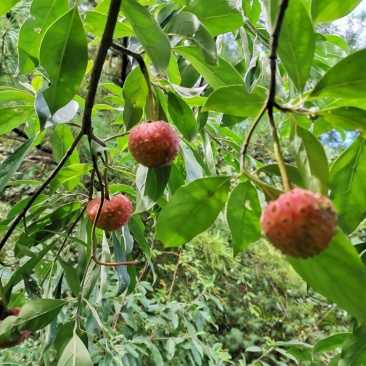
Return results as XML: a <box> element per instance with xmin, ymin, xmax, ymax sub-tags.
<box><xmin>260</xmin><ymin>188</ymin><xmax>337</xmax><ymax>259</ymax></box>
<box><xmin>86</xmin><ymin>194</ymin><xmax>133</xmax><ymax>231</ymax></box>
<box><xmin>128</xmin><ymin>121</ymin><xmax>180</xmax><ymax>168</ymax></box>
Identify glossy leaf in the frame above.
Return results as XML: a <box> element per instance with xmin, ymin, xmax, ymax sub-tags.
<box><xmin>277</xmin><ymin>0</ymin><xmax>315</xmax><ymax>92</ymax></box>
<box><xmin>202</xmin><ymin>85</ymin><xmax>266</xmax><ymax>118</ymax></box>
<box><xmin>227</xmin><ymin>181</ymin><xmax>262</xmax><ymax>256</ymax></box>
<box><xmin>317</xmin><ymin>107</ymin><xmax>366</xmax><ymax>132</ymax></box>
<box><xmin>310</xmin><ymin>49</ymin><xmax>366</xmax><ymax>100</ymax></box>
<box><xmin>311</xmin><ymin>0</ymin><xmax>362</xmax><ymax>23</ymax></box>
<box><xmin>0</xmin><ymin>86</ymin><xmax>34</xmax><ymax>103</ymax></box>
<box><xmin>185</xmin><ymin>0</ymin><xmax>244</xmax><ymax>36</ymax></box>
<box><xmin>156</xmin><ymin>176</ymin><xmax>231</xmax><ymax>247</ymax></box>
<box><xmin>0</xmin><ymin>0</ymin><xmax>21</xmax><ymax>17</ymax></box>
<box><xmin>14</xmin><ymin>299</ymin><xmax>65</xmax><ymax>331</ymax></box>
<box><xmin>165</xmin><ymin>12</ymin><xmax>217</xmax><ymax>65</ymax></box>
<box><xmin>168</xmin><ymin>92</ymin><xmax>197</xmax><ymax>141</ymax></box>
<box><xmin>84</xmin><ymin>10</ymin><xmax>134</xmax><ymax>39</ymax></box>
<box><xmin>16</xmin><ymin>0</ymin><xmax>69</xmax><ymax>75</ymax></box>
<box><xmin>292</xmin><ymin>126</ymin><xmax>329</xmax><ymax>195</ymax></box>
<box><xmin>57</xmin><ymin>334</ymin><xmax>93</xmax><ymax>366</ymax></box>
<box><xmin>288</xmin><ymin>230</ymin><xmax>366</xmax><ymax>322</ymax></box>
<box><xmin>0</xmin><ymin>135</ymin><xmax>37</xmax><ymax>191</ymax></box>
<box><xmin>257</xmin><ymin>164</ymin><xmax>304</xmax><ymax>188</ymax></box>
<box><xmin>330</xmin><ymin>136</ymin><xmax>366</xmax><ymax>234</ymax></box>
<box><xmin>121</xmin><ymin>0</ymin><xmax>171</xmax><ymax>72</ymax></box>
<box><xmin>313</xmin><ymin>333</ymin><xmax>350</xmax><ymax>354</ymax></box>
<box><xmin>52</xmin><ymin>125</ymin><xmax>79</xmax><ymax>165</ymax></box>
<box><xmin>0</xmin><ymin>105</ymin><xmax>35</xmax><ymax>134</ymax></box>
<box><xmin>40</xmin><ymin>5</ymin><xmax>88</xmax><ymax>114</ymax></box>
<box><xmin>174</xmin><ymin>46</ymin><xmax>245</xmax><ymax>89</ymax></box>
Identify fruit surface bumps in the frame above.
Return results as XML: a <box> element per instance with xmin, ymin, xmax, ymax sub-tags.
<box><xmin>128</xmin><ymin>120</ymin><xmax>180</xmax><ymax>168</ymax></box>
<box><xmin>86</xmin><ymin>194</ymin><xmax>133</xmax><ymax>231</ymax></box>
<box><xmin>260</xmin><ymin>188</ymin><xmax>337</xmax><ymax>259</ymax></box>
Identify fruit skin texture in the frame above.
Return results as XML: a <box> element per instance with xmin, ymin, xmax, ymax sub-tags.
<box><xmin>260</xmin><ymin>188</ymin><xmax>337</xmax><ymax>259</ymax></box>
<box><xmin>128</xmin><ymin>121</ymin><xmax>180</xmax><ymax>168</ymax></box>
<box><xmin>86</xmin><ymin>194</ymin><xmax>133</xmax><ymax>231</ymax></box>
<box><xmin>0</xmin><ymin>307</ymin><xmax>31</xmax><ymax>348</ymax></box>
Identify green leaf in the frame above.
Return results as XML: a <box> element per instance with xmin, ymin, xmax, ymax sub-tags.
<box><xmin>311</xmin><ymin>0</ymin><xmax>362</xmax><ymax>23</ymax></box>
<box><xmin>202</xmin><ymin>85</ymin><xmax>266</xmax><ymax>117</ymax></box>
<box><xmin>0</xmin><ymin>86</ymin><xmax>34</xmax><ymax>103</ymax></box>
<box><xmin>156</xmin><ymin>176</ymin><xmax>231</xmax><ymax>247</ymax></box>
<box><xmin>112</xmin><ymin>232</ymin><xmax>131</xmax><ymax>296</ymax></box>
<box><xmin>49</xmin><ymin>164</ymin><xmax>92</xmax><ymax>194</ymax></box>
<box><xmin>84</xmin><ymin>10</ymin><xmax>134</xmax><ymax>39</ymax></box>
<box><xmin>292</xmin><ymin>126</ymin><xmax>329</xmax><ymax>195</ymax></box>
<box><xmin>184</xmin><ymin>0</ymin><xmax>244</xmax><ymax>36</ymax></box>
<box><xmin>15</xmin><ymin>299</ymin><xmax>65</xmax><ymax>331</ymax></box>
<box><xmin>58</xmin><ymin>256</ymin><xmax>81</xmax><ymax>295</ymax></box>
<box><xmin>0</xmin><ymin>135</ymin><xmax>37</xmax><ymax>191</ymax></box>
<box><xmin>339</xmin><ymin>325</ymin><xmax>366</xmax><ymax>365</ymax></box>
<box><xmin>151</xmin><ymin>343</ymin><xmax>164</xmax><ymax>366</ymax></box>
<box><xmin>0</xmin><ymin>0</ymin><xmax>21</xmax><ymax>17</ymax></box>
<box><xmin>329</xmin><ymin>136</ymin><xmax>366</xmax><ymax>234</ymax></box>
<box><xmin>317</xmin><ymin>107</ymin><xmax>366</xmax><ymax>132</ymax></box>
<box><xmin>288</xmin><ymin>230</ymin><xmax>366</xmax><ymax>322</ymax></box>
<box><xmin>227</xmin><ymin>181</ymin><xmax>262</xmax><ymax>256</ymax></box>
<box><xmin>168</xmin><ymin>92</ymin><xmax>197</xmax><ymax>141</ymax></box>
<box><xmin>0</xmin><ymin>106</ymin><xmax>35</xmax><ymax>134</ymax></box>
<box><xmin>40</xmin><ymin>5</ymin><xmax>88</xmax><ymax>114</ymax></box>
<box><xmin>16</xmin><ymin>0</ymin><xmax>69</xmax><ymax>75</ymax></box>
<box><xmin>313</xmin><ymin>333</ymin><xmax>350</xmax><ymax>354</ymax></box>
<box><xmin>257</xmin><ymin>164</ymin><xmax>304</xmax><ymax>188</ymax></box>
<box><xmin>174</xmin><ymin>46</ymin><xmax>245</xmax><ymax>89</ymax></box>
<box><xmin>123</xmin><ymin>66</ymin><xmax>147</xmax><ymax>130</ymax></box>
<box><xmin>121</xmin><ymin>0</ymin><xmax>171</xmax><ymax>72</ymax></box>
<box><xmin>165</xmin><ymin>12</ymin><xmax>217</xmax><ymax>65</ymax></box>
<box><xmin>129</xmin><ymin>215</ymin><xmax>151</xmax><ymax>260</ymax></box>
<box><xmin>0</xmin><ymin>316</ymin><xmax>22</xmax><ymax>344</ymax></box>
<box><xmin>310</xmin><ymin>49</ymin><xmax>366</xmax><ymax>100</ymax></box>
<box><xmin>277</xmin><ymin>0</ymin><xmax>315</xmax><ymax>92</ymax></box>
<box><xmin>52</xmin><ymin>125</ymin><xmax>80</xmax><ymax>165</ymax></box>
<box><xmin>57</xmin><ymin>334</ymin><xmax>93</xmax><ymax>366</ymax></box>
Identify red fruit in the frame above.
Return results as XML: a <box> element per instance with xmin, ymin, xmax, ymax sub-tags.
<box><xmin>86</xmin><ymin>194</ymin><xmax>133</xmax><ymax>231</ymax></box>
<box><xmin>0</xmin><ymin>308</ymin><xmax>31</xmax><ymax>348</ymax></box>
<box><xmin>128</xmin><ymin>121</ymin><xmax>180</xmax><ymax>168</ymax></box>
<box><xmin>260</xmin><ymin>188</ymin><xmax>337</xmax><ymax>259</ymax></box>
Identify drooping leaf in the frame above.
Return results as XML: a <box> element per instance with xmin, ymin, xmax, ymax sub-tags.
<box><xmin>57</xmin><ymin>334</ymin><xmax>93</xmax><ymax>366</ymax></box>
<box><xmin>292</xmin><ymin>126</ymin><xmax>329</xmax><ymax>195</ymax></box>
<box><xmin>129</xmin><ymin>215</ymin><xmax>151</xmax><ymax>260</ymax></box>
<box><xmin>311</xmin><ymin>0</ymin><xmax>362</xmax><ymax>23</ymax></box>
<box><xmin>330</xmin><ymin>136</ymin><xmax>366</xmax><ymax>234</ymax></box>
<box><xmin>174</xmin><ymin>46</ymin><xmax>245</xmax><ymax>89</ymax></box>
<box><xmin>40</xmin><ymin>5</ymin><xmax>88</xmax><ymax>114</ymax></box>
<box><xmin>156</xmin><ymin>176</ymin><xmax>231</xmax><ymax>247</ymax></box>
<box><xmin>257</xmin><ymin>164</ymin><xmax>304</xmax><ymax>188</ymax></box>
<box><xmin>123</xmin><ymin>66</ymin><xmax>148</xmax><ymax>130</ymax></box>
<box><xmin>0</xmin><ymin>135</ymin><xmax>37</xmax><ymax>191</ymax></box>
<box><xmin>202</xmin><ymin>85</ymin><xmax>266</xmax><ymax>117</ymax></box>
<box><xmin>168</xmin><ymin>92</ymin><xmax>197</xmax><ymax>141</ymax></box>
<box><xmin>288</xmin><ymin>230</ymin><xmax>366</xmax><ymax>322</ymax></box>
<box><xmin>52</xmin><ymin>125</ymin><xmax>80</xmax><ymax>165</ymax></box>
<box><xmin>317</xmin><ymin>107</ymin><xmax>366</xmax><ymax>132</ymax></box>
<box><xmin>310</xmin><ymin>49</ymin><xmax>366</xmax><ymax>100</ymax></box>
<box><xmin>57</xmin><ymin>256</ymin><xmax>81</xmax><ymax>296</ymax></box>
<box><xmin>339</xmin><ymin>325</ymin><xmax>366</xmax><ymax>365</ymax></box>
<box><xmin>164</xmin><ymin>12</ymin><xmax>217</xmax><ymax>65</ymax></box>
<box><xmin>277</xmin><ymin>0</ymin><xmax>315</xmax><ymax>92</ymax></box>
<box><xmin>184</xmin><ymin>0</ymin><xmax>244</xmax><ymax>36</ymax></box>
<box><xmin>16</xmin><ymin>0</ymin><xmax>69</xmax><ymax>75</ymax></box>
<box><xmin>121</xmin><ymin>0</ymin><xmax>171</xmax><ymax>72</ymax></box>
<box><xmin>313</xmin><ymin>333</ymin><xmax>350</xmax><ymax>354</ymax></box>
<box><xmin>227</xmin><ymin>181</ymin><xmax>262</xmax><ymax>256</ymax></box>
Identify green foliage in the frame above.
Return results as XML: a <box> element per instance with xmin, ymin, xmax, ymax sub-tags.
<box><xmin>0</xmin><ymin>0</ymin><xmax>365</xmax><ymax>364</ymax></box>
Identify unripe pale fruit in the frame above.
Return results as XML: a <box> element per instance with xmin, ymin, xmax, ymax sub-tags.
<box><xmin>260</xmin><ymin>188</ymin><xmax>337</xmax><ymax>259</ymax></box>
<box><xmin>86</xmin><ymin>194</ymin><xmax>133</xmax><ymax>231</ymax></box>
<box><xmin>128</xmin><ymin>121</ymin><xmax>180</xmax><ymax>168</ymax></box>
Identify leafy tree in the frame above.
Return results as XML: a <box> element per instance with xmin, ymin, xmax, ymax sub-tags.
<box><xmin>0</xmin><ymin>0</ymin><xmax>366</xmax><ymax>364</ymax></box>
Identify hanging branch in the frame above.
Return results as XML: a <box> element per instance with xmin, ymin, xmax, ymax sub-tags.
<box><xmin>240</xmin><ymin>0</ymin><xmax>292</xmax><ymax>192</ymax></box>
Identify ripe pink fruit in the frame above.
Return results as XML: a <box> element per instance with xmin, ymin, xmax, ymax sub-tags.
<box><xmin>128</xmin><ymin>121</ymin><xmax>180</xmax><ymax>168</ymax></box>
<box><xmin>86</xmin><ymin>194</ymin><xmax>133</xmax><ymax>231</ymax></box>
<box><xmin>260</xmin><ymin>188</ymin><xmax>337</xmax><ymax>259</ymax></box>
